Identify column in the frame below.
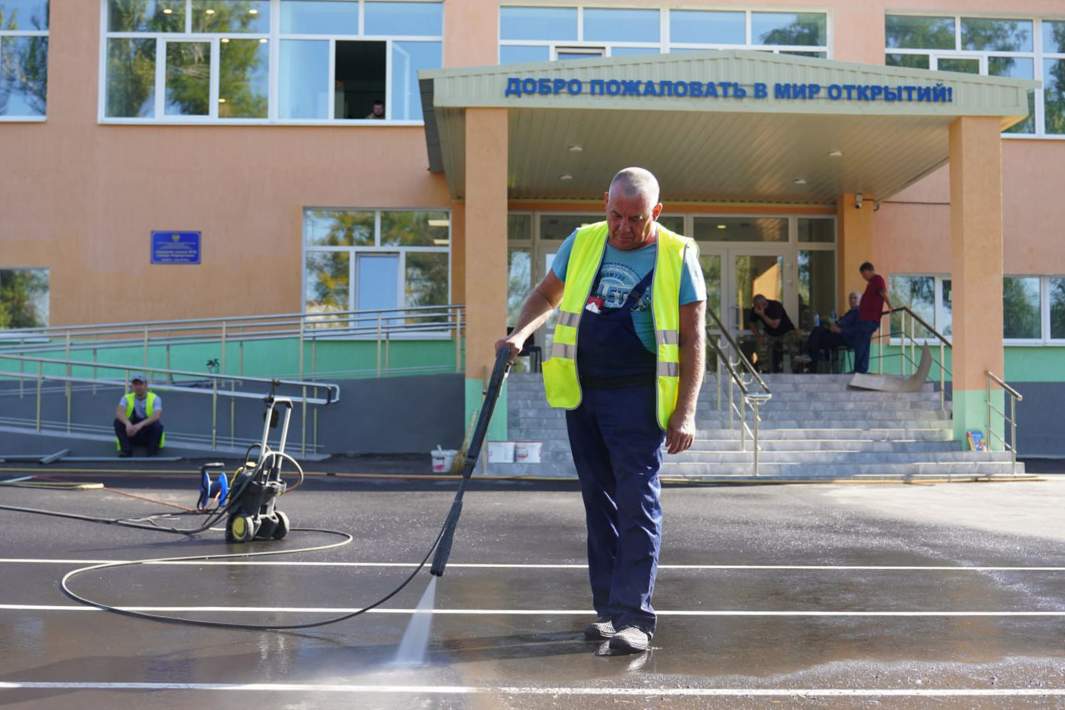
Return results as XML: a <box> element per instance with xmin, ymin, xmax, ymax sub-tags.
<box><xmin>836</xmin><ymin>192</ymin><xmax>875</xmax><ymax>314</ymax></box>
<box><xmin>949</xmin><ymin>116</ymin><xmax>1005</xmax><ymax>446</ymax></box>
<box><xmin>464</xmin><ymin>108</ymin><xmax>509</xmax><ymax>440</ymax></box>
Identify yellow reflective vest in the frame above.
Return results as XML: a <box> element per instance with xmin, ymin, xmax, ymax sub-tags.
<box><xmin>123</xmin><ymin>391</ymin><xmax>160</xmax><ymax>419</ymax></box>
<box><xmin>542</xmin><ymin>221</ymin><xmax>694</xmax><ymax>430</ymax></box>
<box><xmin>116</xmin><ymin>391</ymin><xmax>166</xmax><ymax>449</ymax></box>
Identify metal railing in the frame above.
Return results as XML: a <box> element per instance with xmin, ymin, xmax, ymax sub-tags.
<box><xmin>0</xmin><ymin>353</ymin><xmax>339</xmax><ymax>453</ymax></box>
<box><xmin>872</xmin><ymin>306</ymin><xmax>952</xmax><ymax>412</ymax></box>
<box><xmin>986</xmin><ymin>370</ymin><xmax>1023</xmax><ymax>471</ymax></box>
<box><xmin>0</xmin><ymin>304</ymin><xmax>466</xmax><ymax>380</ymax></box>
<box><xmin>706</xmin><ymin>308</ymin><xmax>772</xmax><ymax>476</ymax></box>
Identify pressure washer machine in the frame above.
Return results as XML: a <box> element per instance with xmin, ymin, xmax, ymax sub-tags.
<box><xmin>222</xmin><ymin>394</ymin><xmax>295</xmax><ymax>543</ymax></box>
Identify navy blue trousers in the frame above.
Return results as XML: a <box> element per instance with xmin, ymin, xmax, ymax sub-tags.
<box><xmin>843</xmin><ymin>320</ymin><xmax>881</xmax><ymax>373</ymax></box>
<box><xmin>566</xmin><ymin>383</ymin><xmax>664</xmax><ymax>633</ymax></box>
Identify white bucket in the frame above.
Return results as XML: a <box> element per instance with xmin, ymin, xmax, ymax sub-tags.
<box><xmin>486</xmin><ymin>441</ymin><xmax>516</xmax><ymax>464</ymax></box>
<box><xmin>431</xmin><ymin>447</ymin><xmax>458</xmax><ymax>473</ymax></box>
<box><xmin>514</xmin><ymin>441</ymin><xmax>543</xmax><ymax>463</ymax></box>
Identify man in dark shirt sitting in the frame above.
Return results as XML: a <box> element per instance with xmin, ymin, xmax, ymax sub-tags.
<box><xmin>806</xmin><ymin>291</ymin><xmax>860</xmax><ymax>369</ymax></box>
<box><xmin>748</xmin><ymin>294</ymin><xmax>797</xmax><ymax>373</ymax></box>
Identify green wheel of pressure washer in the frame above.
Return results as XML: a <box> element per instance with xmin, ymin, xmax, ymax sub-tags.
<box><xmin>272</xmin><ymin>511</ymin><xmax>290</xmax><ymax>540</ymax></box>
<box><xmin>226</xmin><ymin>514</ymin><xmax>256</xmax><ymax>543</ymax></box>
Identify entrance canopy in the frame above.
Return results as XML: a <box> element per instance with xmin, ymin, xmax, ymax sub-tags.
<box><xmin>420</xmin><ymin>51</ymin><xmax>1035</xmax><ymax>205</ymax></box>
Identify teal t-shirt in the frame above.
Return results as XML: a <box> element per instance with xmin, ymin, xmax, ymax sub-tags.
<box><xmin>552</xmin><ymin>228</ymin><xmax>706</xmax><ymax>353</ymax></box>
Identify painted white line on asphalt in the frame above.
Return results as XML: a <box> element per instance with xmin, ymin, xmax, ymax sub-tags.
<box><xmin>1</xmin><ymin>558</ymin><xmax>1063</xmax><ymax>572</ymax></box>
<box><xmin>2</xmin><ymin>682</ymin><xmax>1065</xmax><ymax>697</ymax></box>
<box><xmin>1</xmin><ymin>604</ymin><xmax>1064</xmax><ymax>617</ymax></box>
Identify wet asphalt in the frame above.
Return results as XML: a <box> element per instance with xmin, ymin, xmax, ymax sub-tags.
<box><xmin>0</xmin><ymin>467</ymin><xmax>1063</xmax><ymax>709</ymax></box>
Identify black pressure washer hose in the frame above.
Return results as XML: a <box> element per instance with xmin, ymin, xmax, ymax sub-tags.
<box><xmin>430</xmin><ymin>346</ymin><xmax>512</xmax><ymax>577</ymax></box>
<box><xmin>0</xmin><ymin>349</ymin><xmax>512</xmax><ymax>630</ymax></box>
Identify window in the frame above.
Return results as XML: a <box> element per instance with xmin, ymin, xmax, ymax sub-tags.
<box><xmin>889</xmin><ymin>274</ymin><xmax>1065</xmax><ymax>344</ymax></box>
<box><xmin>0</xmin><ymin>0</ymin><xmax>49</xmax><ymax>119</ymax></box>
<box><xmin>883</xmin><ymin>14</ymin><xmax>1057</xmax><ymax>136</ymax></box>
<box><xmin>506</xmin><ymin>213</ymin><xmax>532</xmax><ymax>327</ymax></box>
<box><xmin>692</xmin><ymin>217</ymin><xmax>787</xmax><ymax>242</ymax></box>
<box><xmin>102</xmin><ymin>0</ymin><xmax>441</xmax><ymax>123</ymax></box>
<box><xmin>303</xmin><ymin>209</ymin><xmax>449</xmax><ymax>320</ymax></box>
<box><xmin>889</xmin><ymin>274</ymin><xmax>952</xmax><ymax>339</ymax></box>
<box><xmin>1003</xmin><ymin>276</ymin><xmax>1042</xmax><ymax>340</ymax></box>
<box><xmin>1050</xmin><ymin>277</ymin><xmax>1065</xmax><ymax>339</ymax></box>
<box><xmin>669</xmin><ymin>9</ymin><xmax>828</xmax><ymax>57</ymax></box>
<box><xmin>499</xmin><ymin>6</ymin><xmax>830</xmax><ymax>63</ymax></box>
<box><xmin>0</xmin><ymin>268</ymin><xmax>49</xmax><ymax>328</ymax></box>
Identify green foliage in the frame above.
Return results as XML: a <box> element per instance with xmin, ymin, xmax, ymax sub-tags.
<box><xmin>757</xmin><ymin>14</ymin><xmax>824</xmax><ymax>47</ymax></box>
<box><xmin>1003</xmin><ymin>277</ymin><xmax>1041</xmax><ymax>339</ymax></box>
<box><xmin>105</xmin><ymin>1</ymin><xmax>269</xmax><ymax>118</ymax></box>
<box><xmin>0</xmin><ymin>269</ymin><xmax>49</xmax><ymax>329</ymax></box>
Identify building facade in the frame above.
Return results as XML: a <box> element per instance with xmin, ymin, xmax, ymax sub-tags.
<box><xmin>2</xmin><ymin>1</ymin><xmax>1065</xmax><ymax>454</ymax></box>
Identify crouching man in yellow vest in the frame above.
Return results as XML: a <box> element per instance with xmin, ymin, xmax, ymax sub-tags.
<box><xmin>498</xmin><ymin>168</ymin><xmax>706</xmax><ymax>654</ymax></box>
<box><xmin>114</xmin><ymin>373</ymin><xmax>165</xmax><ymax>457</ymax></box>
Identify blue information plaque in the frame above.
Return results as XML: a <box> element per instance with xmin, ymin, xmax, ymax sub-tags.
<box><xmin>151</xmin><ymin>231</ymin><xmax>202</xmax><ymax>265</ymax></box>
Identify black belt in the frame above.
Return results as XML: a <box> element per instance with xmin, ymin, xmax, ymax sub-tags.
<box><xmin>580</xmin><ymin>373</ymin><xmax>656</xmax><ymax>390</ymax></box>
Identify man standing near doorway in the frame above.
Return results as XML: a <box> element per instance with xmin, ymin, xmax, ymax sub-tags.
<box><xmin>837</xmin><ymin>262</ymin><xmax>891</xmax><ymax>374</ymax></box>
<box><xmin>114</xmin><ymin>374</ymin><xmax>164</xmax><ymax>457</ymax></box>
<box><xmin>498</xmin><ymin>167</ymin><xmax>706</xmax><ymax>655</ymax></box>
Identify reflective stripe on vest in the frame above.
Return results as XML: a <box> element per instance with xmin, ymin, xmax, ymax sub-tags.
<box><xmin>124</xmin><ymin>391</ymin><xmax>158</xmax><ymax>419</ymax></box>
<box><xmin>541</xmin><ymin>221</ymin><xmax>695</xmax><ymax>430</ymax></box>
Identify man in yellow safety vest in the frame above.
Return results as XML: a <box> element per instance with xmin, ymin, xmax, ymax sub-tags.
<box><xmin>114</xmin><ymin>373</ymin><xmax>165</xmax><ymax>457</ymax></box>
<box><xmin>498</xmin><ymin>167</ymin><xmax>706</xmax><ymax>654</ymax></box>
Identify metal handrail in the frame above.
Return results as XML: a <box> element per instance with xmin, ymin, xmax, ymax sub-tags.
<box><xmin>986</xmin><ymin>369</ymin><xmax>1023</xmax><ymax>474</ymax></box>
<box><xmin>872</xmin><ymin>306</ymin><xmax>953</xmax><ymax>413</ymax></box>
<box><xmin>0</xmin><ymin>304</ymin><xmax>463</xmax><ymax>340</ymax></box>
<box><xmin>0</xmin><ymin>304</ymin><xmax>466</xmax><ymax>381</ymax></box>
<box><xmin>0</xmin><ymin>353</ymin><xmax>340</xmax><ymax>453</ymax></box>
<box><xmin>706</xmin><ymin>306</ymin><xmax>769</xmax><ymax>394</ymax></box>
<box><xmin>705</xmin><ymin>307</ymin><xmax>772</xmax><ymax>477</ymax></box>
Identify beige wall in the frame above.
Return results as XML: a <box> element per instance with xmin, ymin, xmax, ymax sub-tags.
<box><xmin>3</xmin><ymin>0</ymin><xmax>1065</xmax><ymax>328</ymax></box>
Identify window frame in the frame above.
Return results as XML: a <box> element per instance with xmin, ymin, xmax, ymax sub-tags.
<box><xmin>887</xmin><ymin>273</ymin><xmax>951</xmax><ymax>345</ymax></box>
<box><xmin>0</xmin><ymin>0</ymin><xmax>49</xmax><ymax>122</ymax></box>
<box><xmin>98</xmin><ymin>0</ymin><xmax>442</xmax><ymax>126</ymax></box>
<box><xmin>301</xmin><ymin>207</ymin><xmax>452</xmax><ymax>340</ymax></box>
<box><xmin>498</xmin><ymin>6</ymin><xmax>832</xmax><ymax>63</ymax></box>
<box><xmin>887</xmin><ymin>272</ymin><xmax>1065</xmax><ymax>346</ymax></box>
<box><xmin>884</xmin><ymin>12</ymin><xmax>1065</xmax><ymax>139</ymax></box>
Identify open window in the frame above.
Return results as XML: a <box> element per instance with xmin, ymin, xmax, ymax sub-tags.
<box><xmin>334</xmin><ymin>40</ymin><xmax>386</xmax><ymax>120</ymax></box>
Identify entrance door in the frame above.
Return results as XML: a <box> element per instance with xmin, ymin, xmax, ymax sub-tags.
<box><xmin>730</xmin><ymin>250</ymin><xmax>788</xmax><ymax>333</ymax></box>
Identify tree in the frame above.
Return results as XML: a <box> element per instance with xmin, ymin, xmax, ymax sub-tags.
<box><xmin>0</xmin><ymin>269</ymin><xmax>49</xmax><ymax>329</ymax></box>
<box><xmin>0</xmin><ymin>3</ymin><xmax>48</xmax><ymax>116</ymax></box>
<box><xmin>757</xmin><ymin>14</ymin><xmax>825</xmax><ymax>47</ymax></box>
<box><xmin>105</xmin><ymin>0</ymin><xmax>268</xmax><ymax>118</ymax></box>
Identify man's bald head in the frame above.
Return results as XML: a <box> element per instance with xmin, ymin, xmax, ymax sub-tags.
<box><xmin>603</xmin><ymin>167</ymin><xmax>664</xmax><ymax>251</ymax></box>
<box><xmin>608</xmin><ymin>167</ymin><xmax>660</xmax><ymax>206</ymax></box>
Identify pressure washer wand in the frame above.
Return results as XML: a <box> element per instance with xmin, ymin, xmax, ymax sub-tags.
<box><xmin>430</xmin><ymin>347</ymin><xmax>512</xmax><ymax>577</ymax></box>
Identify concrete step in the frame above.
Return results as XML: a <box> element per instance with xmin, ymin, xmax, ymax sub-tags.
<box><xmin>516</xmin><ymin>439</ymin><xmax>989</xmax><ymax>460</ymax></box>
<box><xmin>510</xmin><ymin>421</ymin><xmax>953</xmax><ymax>436</ymax></box>
<box><xmin>658</xmin><ymin>461</ymin><xmax>1025</xmax><ymax>477</ymax></box>
<box><xmin>508</xmin><ymin>426</ymin><xmax>956</xmax><ymax>441</ymax></box>
<box><xmin>488</xmin><ymin>460</ymin><xmax>1025</xmax><ymax>478</ymax></box>
<box><xmin>666</xmin><ymin>450</ymin><xmax>1016</xmax><ymax>464</ymax></box>
<box><xmin>685</xmin><ymin>439</ymin><xmax>963</xmax><ymax>452</ymax></box>
<box><xmin>507</xmin><ymin>396</ymin><xmax>946</xmax><ymax>412</ymax></box>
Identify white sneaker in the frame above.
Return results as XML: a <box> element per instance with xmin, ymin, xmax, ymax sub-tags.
<box><xmin>583</xmin><ymin>617</ymin><xmax>616</xmax><ymax>640</ymax></box>
<box><xmin>608</xmin><ymin>626</ymin><xmax>652</xmax><ymax>653</ymax></box>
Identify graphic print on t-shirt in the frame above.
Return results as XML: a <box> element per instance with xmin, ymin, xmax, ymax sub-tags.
<box><xmin>596</xmin><ymin>262</ymin><xmax>652</xmax><ymax>312</ymax></box>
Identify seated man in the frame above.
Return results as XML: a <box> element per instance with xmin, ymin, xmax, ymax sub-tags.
<box><xmin>748</xmin><ymin>294</ymin><xmax>798</xmax><ymax>373</ymax></box>
<box><xmin>806</xmin><ymin>291</ymin><xmax>860</xmax><ymax>370</ymax></box>
<box><xmin>113</xmin><ymin>373</ymin><xmax>164</xmax><ymax>457</ymax></box>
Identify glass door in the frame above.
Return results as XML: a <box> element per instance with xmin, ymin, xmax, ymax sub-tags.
<box><xmin>730</xmin><ymin>251</ymin><xmax>787</xmax><ymax>333</ymax></box>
